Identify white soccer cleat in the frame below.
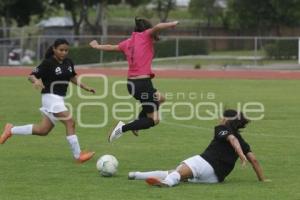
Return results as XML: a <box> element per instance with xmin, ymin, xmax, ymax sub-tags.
<box><xmin>108</xmin><ymin>121</ymin><xmax>125</xmax><ymax>143</ymax></box>
<box><xmin>128</xmin><ymin>171</ymin><xmax>137</xmax><ymax>180</ymax></box>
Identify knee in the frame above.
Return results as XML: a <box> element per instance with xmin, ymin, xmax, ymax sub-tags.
<box><xmin>36</xmin><ymin>127</ymin><xmax>51</xmax><ymax>136</ymax></box>
<box><xmin>159</xmin><ymin>96</ymin><xmax>166</xmax><ymax>104</ymax></box>
<box><xmin>153</xmin><ymin>118</ymin><xmax>160</xmax><ymax>125</ymax></box>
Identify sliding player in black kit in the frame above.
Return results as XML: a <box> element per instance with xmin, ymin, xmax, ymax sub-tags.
<box><xmin>128</xmin><ymin>109</ymin><xmax>270</xmax><ymax>186</ymax></box>
<box><xmin>0</xmin><ymin>39</ymin><xmax>95</xmax><ymax>163</ymax></box>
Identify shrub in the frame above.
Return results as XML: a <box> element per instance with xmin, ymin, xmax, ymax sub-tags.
<box><xmin>68</xmin><ymin>39</ymin><xmax>210</xmax><ymax>65</ymax></box>
<box><xmin>68</xmin><ymin>46</ymin><xmax>99</xmax><ymax>64</ymax></box>
<box><xmin>264</xmin><ymin>40</ymin><xmax>298</xmax><ymax>60</ymax></box>
<box><xmin>68</xmin><ymin>46</ymin><xmax>125</xmax><ymax>65</ymax></box>
<box><xmin>155</xmin><ymin>39</ymin><xmax>209</xmax><ymax>58</ymax></box>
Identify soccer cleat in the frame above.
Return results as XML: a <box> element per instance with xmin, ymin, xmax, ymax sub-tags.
<box><xmin>108</xmin><ymin>121</ymin><xmax>125</xmax><ymax>143</ymax></box>
<box><xmin>128</xmin><ymin>172</ymin><xmax>137</xmax><ymax>180</ymax></box>
<box><xmin>76</xmin><ymin>151</ymin><xmax>95</xmax><ymax>164</ymax></box>
<box><xmin>0</xmin><ymin>123</ymin><xmax>13</xmax><ymax>144</ymax></box>
<box><xmin>145</xmin><ymin>177</ymin><xmax>169</xmax><ymax>187</ymax></box>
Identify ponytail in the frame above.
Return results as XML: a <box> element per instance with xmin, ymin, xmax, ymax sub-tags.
<box><xmin>44</xmin><ymin>38</ymin><xmax>70</xmax><ymax>59</ymax></box>
<box><xmin>45</xmin><ymin>45</ymin><xmax>54</xmax><ymax>59</ymax></box>
<box><xmin>134</xmin><ymin>17</ymin><xmax>159</xmax><ymax>41</ymax></box>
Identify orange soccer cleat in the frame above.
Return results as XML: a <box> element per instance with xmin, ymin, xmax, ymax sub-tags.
<box><xmin>0</xmin><ymin>123</ymin><xmax>13</xmax><ymax>144</ymax></box>
<box><xmin>145</xmin><ymin>177</ymin><xmax>168</xmax><ymax>187</ymax></box>
<box><xmin>76</xmin><ymin>151</ymin><xmax>95</xmax><ymax>164</ymax></box>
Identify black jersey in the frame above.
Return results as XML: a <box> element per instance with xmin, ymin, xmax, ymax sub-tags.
<box><xmin>30</xmin><ymin>57</ymin><xmax>77</xmax><ymax>96</ymax></box>
<box><xmin>201</xmin><ymin>125</ymin><xmax>251</xmax><ymax>182</ymax></box>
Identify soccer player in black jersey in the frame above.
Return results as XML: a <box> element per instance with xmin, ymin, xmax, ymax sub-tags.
<box><xmin>0</xmin><ymin>38</ymin><xmax>96</xmax><ymax>163</ymax></box>
<box><xmin>128</xmin><ymin>109</ymin><xmax>270</xmax><ymax>186</ymax></box>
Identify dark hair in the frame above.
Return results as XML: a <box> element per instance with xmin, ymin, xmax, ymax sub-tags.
<box><xmin>134</xmin><ymin>17</ymin><xmax>159</xmax><ymax>41</ymax></box>
<box><xmin>223</xmin><ymin>109</ymin><xmax>250</xmax><ymax>132</ymax></box>
<box><xmin>45</xmin><ymin>38</ymin><xmax>69</xmax><ymax>59</ymax></box>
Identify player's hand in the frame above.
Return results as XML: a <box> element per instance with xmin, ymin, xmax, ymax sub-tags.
<box><xmin>33</xmin><ymin>80</ymin><xmax>45</xmax><ymax>90</ymax></box>
<box><xmin>171</xmin><ymin>21</ymin><xmax>179</xmax><ymax>28</ymax></box>
<box><xmin>89</xmin><ymin>40</ymin><xmax>99</xmax><ymax>49</ymax></box>
<box><xmin>86</xmin><ymin>87</ymin><xmax>96</xmax><ymax>94</ymax></box>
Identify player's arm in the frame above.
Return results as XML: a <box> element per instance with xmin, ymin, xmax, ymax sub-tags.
<box><xmin>148</xmin><ymin>21</ymin><xmax>179</xmax><ymax>35</ymax></box>
<box><xmin>70</xmin><ymin>75</ymin><xmax>96</xmax><ymax>94</ymax></box>
<box><xmin>246</xmin><ymin>152</ymin><xmax>269</xmax><ymax>182</ymax></box>
<box><xmin>227</xmin><ymin>135</ymin><xmax>248</xmax><ymax>166</ymax></box>
<box><xmin>28</xmin><ymin>75</ymin><xmax>44</xmax><ymax>90</ymax></box>
<box><xmin>89</xmin><ymin>40</ymin><xmax>121</xmax><ymax>51</ymax></box>
<box><xmin>28</xmin><ymin>74</ymin><xmax>39</xmax><ymax>84</ymax></box>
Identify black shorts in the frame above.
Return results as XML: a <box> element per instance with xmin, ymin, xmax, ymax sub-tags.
<box><xmin>127</xmin><ymin>78</ymin><xmax>159</xmax><ymax>113</ymax></box>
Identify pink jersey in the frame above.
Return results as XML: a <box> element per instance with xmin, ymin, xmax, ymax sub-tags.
<box><xmin>118</xmin><ymin>29</ymin><xmax>155</xmax><ymax>78</ymax></box>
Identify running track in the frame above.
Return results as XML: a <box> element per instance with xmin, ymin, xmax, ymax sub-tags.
<box><xmin>0</xmin><ymin>67</ymin><xmax>300</xmax><ymax>79</ymax></box>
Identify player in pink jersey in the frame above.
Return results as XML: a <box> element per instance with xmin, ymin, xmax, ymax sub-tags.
<box><xmin>89</xmin><ymin>17</ymin><xmax>178</xmax><ymax>142</ymax></box>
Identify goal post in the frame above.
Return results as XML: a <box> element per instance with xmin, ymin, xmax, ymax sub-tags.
<box><xmin>298</xmin><ymin>38</ymin><xmax>300</xmax><ymax>64</ymax></box>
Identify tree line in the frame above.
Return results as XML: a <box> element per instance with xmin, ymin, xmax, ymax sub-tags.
<box><xmin>1</xmin><ymin>0</ymin><xmax>300</xmax><ymax>37</ymax></box>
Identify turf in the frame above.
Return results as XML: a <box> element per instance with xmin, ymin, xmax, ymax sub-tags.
<box><xmin>0</xmin><ymin>76</ymin><xmax>299</xmax><ymax>200</ymax></box>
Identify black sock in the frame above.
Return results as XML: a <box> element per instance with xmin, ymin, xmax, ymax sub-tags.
<box><xmin>122</xmin><ymin>118</ymin><xmax>155</xmax><ymax>132</ymax></box>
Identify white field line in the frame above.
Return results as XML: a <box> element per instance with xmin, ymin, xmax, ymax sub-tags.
<box><xmin>161</xmin><ymin>120</ymin><xmax>300</xmax><ymax>139</ymax></box>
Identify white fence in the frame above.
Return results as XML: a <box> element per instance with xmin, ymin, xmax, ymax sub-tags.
<box><xmin>0</xmin><ymin>35</ymin><xmax>300</xmax><ymax>69</ymax></box>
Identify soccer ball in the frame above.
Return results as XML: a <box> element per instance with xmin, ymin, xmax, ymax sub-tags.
<box><xmin>96</xmin><ymin>155</ymin><xmax>119</xmax><ymax>177</ymax></box>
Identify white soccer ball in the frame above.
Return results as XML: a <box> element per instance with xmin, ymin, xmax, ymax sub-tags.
<box><xmin>96</xmin><ymin>155</ymin><xmax>119</xmax><ymax>177</ymax></box>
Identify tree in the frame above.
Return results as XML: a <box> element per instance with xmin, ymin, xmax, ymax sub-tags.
<box><xmin>227</xmin><ymin>0</ymin><xmax>275</xmax><ymax>34</ymax></box>
<box><xmin>6</xmin><ymin>0</ymin><xmax>45</xmax><ymax>27</ymax></box>
<box><xmin>189</xmin><ymin>0</ymin><xmax>223</xmax><ymax>29</ymax></box>
<box><xmin>0</xmin><ymin>0</ymin><xmax>45</xmax><ymax>37</ymax></box>
<box><xmin>269</xmin><ymin>0</ymin><xmax>300</xmax><ymax>35</ymax></box>
<box><xmin>0</xmin><ymin>0</ymin><xmax>15</xmax><ymax>37</ymax></box>
<box><xmin>125</xmin><ymin>0</ymin><xmax>151</xmax><ymax>7</ymax></box>
<box><xmin>51</xmin><ymin>0</ymin><xmax>85</xmax><ymax>36</ymax></box>
<box><xmin>227</xmin><ymin>0</ymin><xmax>300</xmax><ymax>35</ymax></box>
<box><xmin>126</xmin><ymin>0</ymin><xmax>176</xmax><ymax>22</ymax></box>
<box><xmin>152</xmin><ymin>0</ymin><xmax>176</xmax><ymax>22</ymax></box>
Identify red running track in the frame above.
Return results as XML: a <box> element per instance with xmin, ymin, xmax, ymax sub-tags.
<box><xmin>0</xmin><ymin>67</ymin><xmax>300</xmax><ymax>80</ymax></box>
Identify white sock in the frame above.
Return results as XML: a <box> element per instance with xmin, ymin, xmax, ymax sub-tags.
<box><xmin>11</xmin><ymin>124</ymin><xmax>33</xmax><ymax>135</ymax></box>
<box><xmin>66</xmin><ymin>135</ymin><xmax>81</xmax><ymax>159</ymax></box>
<box><xmin>134</xmin><ymin>171</ymin><xmax>169</xmax><ymax>180</ymax></box>
<box><xmin>162</xmin><ymin>171</ymin><xmax>181</xmax><ymax>187</ymax></box>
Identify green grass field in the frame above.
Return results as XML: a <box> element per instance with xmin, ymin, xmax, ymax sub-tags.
<box><xmin>0</xmin><ymin>77</ymin><xmax>300</xmax><ymax>200</ymax></box>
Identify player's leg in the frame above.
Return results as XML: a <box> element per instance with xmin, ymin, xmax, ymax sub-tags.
<box><xmin>165</xmin><ymin>164</ymin><xmax>193</xmax><ymax>184</ymax></box>
<box><xmin>0</xmin><ymin>123</ymin><xmax>14</xmax><ymax>144</ymax></box>
<box><xmin>108</xmin><ymin>104</ymin><xmax>157</xmax><ymax>142</ymax></box>
<box><xmin>54</xmin><ymin>111</ymin><xmax>94</xmax><ymax>163</ymax></box>
<box><xmin>121</xmin><ymin>97</ymin><xmax>160</xmax><ymax>132</ymax></box>
<box><xmin>109</xmin><ymin>105</ymin><xmax>157</xmax><ymax>142</ymax></box>
<box><xmin>0</xmin><ymin>115</ymin><xmax>54</xmax><ymax>144</ymax></box>
<box><xmin>185</xmin><ymin>156</ymin><xmax>219</xmax><ymax>184</ymax></box>
<box><xmin>148</xmin><ymin>155</ymin><xmax>219</xmax><ymax>187</ymax></box>
<box><xmin>130</xmin><ymin>91</ymin><xmax>164</xmax><ymax>136</ymax></box>
<box><xmin>54</xmin><ymin>111</ymin><xmax>75</xmax><ymax>135</ymax></box>
<box><xmin>128</xmin><ymin>170</ymin><xmax>171</xmax><ymax>180</ymax></box>
<box><xmin>135</xmin><ymin>91</ymin><xmax>164</xmax><ymax>120</ymax></box>
<box><xmin>146</xmin><ymin>164</ymin><xmax>193</xmax><ymax>187</ymax></box>
<box><xmin>109</xmin><ymin>79</ymin><xmax>159</xmax><ymax>142</ymax></box>
<box><xmin>129</xmin><ymin>102</ymin><xmax>160</xmax><ymax>136</ymax></box>
<box><xmin>146</xmin><ymin>110</ymin><xmax>160</xmax><ymax>125</ymax></box>
<box><xmin>32</xmin><ymin>115</ymin><xmax>54</xmax><ymax>136</ymax></box>
<box><xmin>154</xmin><ymin>91</ymin><xmax>166</xmax><ymax>105</ymax></box>
<box><xmin>130</xmin><ymin>110</ymin><xmax>147</xmax><ymax>136</ymax></box>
